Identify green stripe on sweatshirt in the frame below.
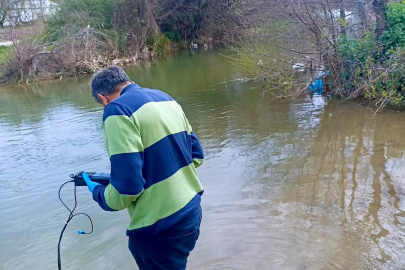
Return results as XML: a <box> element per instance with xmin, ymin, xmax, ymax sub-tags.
<box><xmin>133</xmin><ymin>101</ymin><xmax>192</xmax><ymax>148</ymax></box>
<box><xmin>126</xmin><ymin>164</ymin><xmax>204</xmax><ymax>230</ymax></box>
<box><xmin>104</xmin><ymin>101</ymin><xmax>193</xmax><ymax>157</ymax></box>
<box><xmin>105</xmin><ymin>184</ymin><xmax>141</xmax><ymax>211</ymax></box>
<box><xmin>104</xmin><ymin>115</ymin><xmax>143</xmax><ymax>157</ymax></box>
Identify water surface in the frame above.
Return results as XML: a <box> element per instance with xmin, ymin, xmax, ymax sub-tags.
<box><xmin>1</xmin><ymin>50</ymin><xmax>405</xmax><ymax>270</ymax></box>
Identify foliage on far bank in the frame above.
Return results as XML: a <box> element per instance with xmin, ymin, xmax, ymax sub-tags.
<box><xmin>46</xmin><ymin>0</ymin><xmax>246</xmax><ymax>54</ymax></box>
<box><xmin>336</xmin><ymin>2</ymin><xmax>405</xmax><ymax>109</ymax></box>
<box><xmin>0</xmin><ymin>46</ymin><xmax>12</xmax><ymax>63</ymax></box>
<box><xmin>0</xmin><ymin>0</ymin><xmax>247</xmax><ymax>84</ymax></box>
<box><xmin>228</xmin><ymin>0</ymin><xmax>405</xmax><ymax>110</ymax></box>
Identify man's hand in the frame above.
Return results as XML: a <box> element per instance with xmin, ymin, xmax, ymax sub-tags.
<box><xmin>82</xmin><ymin>172</ymin><xmax>101</xmax><ymax>193</ymax></box>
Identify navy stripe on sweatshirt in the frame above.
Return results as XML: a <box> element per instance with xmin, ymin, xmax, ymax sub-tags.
<box><xmin>143</xmin><ymin>131</ymin><xmax>193</xmax><ymax>189</ymax></box>
<box><xmin>103</xmin><ymin>84</ymin><xmax>174</xmax><ymax>121</ymax></box>
<box><xmin>191</xmin><ymin>132</ymin><xmax>204</xmax><ymax>160</ymax></box>
<box><xmin>110</xmin><ymin>152</ymin><xmax>145</xmax><ymax>195</ymax></box>
<box><xmin>108</xmin><ymin>131</ymin><xmax>195</xmax><ymax>192</ymax></box>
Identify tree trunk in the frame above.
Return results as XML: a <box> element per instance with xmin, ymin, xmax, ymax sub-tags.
<box><xmin>357</xmin><ymin>0</ymin><xmax>368</xmax><ymax>28</ymax></box>
<box><xmin>339</xmin><ymin>0</ymin><xmax>346</xmax><ymax>36</ymax></box>
<box><xmin>372</xmin><ymin>0</ymin><xmax>388</xmax><ymax>44</ymax></box>
<box><xmin>0</xmin><ymin>10</ymin><xmax>7</xmax><ymax>28</ymax></box>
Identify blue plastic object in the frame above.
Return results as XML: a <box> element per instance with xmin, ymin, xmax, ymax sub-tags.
<box><xmin>309</xmin><ymin>78</ymin><xmax>323</xmax><ymax>95</ymax></box>
<box><xmin>78</xmin><ymin>230</ymin><xmax>85</xmax><ymax>235</ymax></box>
<box><xmin>82</xmin><ymin>172</ymin><xmax>101</xmax><ymax>193</ymax></box>
<box><xmin>309</xmin><ymin>71</ymin><xmax>329</xmax><ymax>95</ymax></box>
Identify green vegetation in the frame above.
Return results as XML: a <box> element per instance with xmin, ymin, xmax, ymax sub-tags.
<box><xmin>2</xmin><ymin>0</ymin><xmax>404</xmax><ymax>110</ymax></box>
<box><xmin>45</xmin><ymin>0</ymin><xmax>244</xmax><ymax>55</ymax></box>
<box><xmin>149</xmin><ymin>34</ymin><xmax>172</xmax><ymax>57</ymax></box>
<box><xmin>0</xmin><ymin>46</ymin><xmax>12</xmax><ymax>63</ymax></box>
<box><xmin>0</xmin><ymin>0</ymin><xmax>246</xmax><ymax>84</ymax></box>
<box><xmin>383</xmin><ymin>2</ymin><xmax>405</xmax><ymax>50</ymax></box>
<box><xmin>47</xmin><ymin>0</ymin><xmax>115</xmax><ymax>32</ymax></box>
<box><xmin>337</xmin><ymin>2</ymin><xmax>405</xmax><ymax>108</ymax></box>
<box><xmin>227</xmin><ymin>0</ymin><xmax>405</xmax><ymax>109</ymax></box>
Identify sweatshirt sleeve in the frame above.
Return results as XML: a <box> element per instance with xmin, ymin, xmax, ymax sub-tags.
<box><xmin>182</xmin><ymin>108</ymin><xmax>204</xmax><ymax>169</ymax></box>
<box><xmin>191</xmin><ymin>131</ymin><xmax>204</xmax><ymax>168</ymax></box>
<box><xmin>92</xmin><ymin>103</ymin><xmax>145</xmax><ymax>211</ymax></box>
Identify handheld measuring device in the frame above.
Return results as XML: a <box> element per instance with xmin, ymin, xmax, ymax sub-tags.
<box><xmin>73</xmin><ymin>171</ymin><xmax>111</xmax><ymax>186</ymax></box>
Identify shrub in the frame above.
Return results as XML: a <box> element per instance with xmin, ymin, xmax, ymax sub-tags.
<box><xmin>151</xmin><ymin>34</ymin><xmax>172</xmax><ymax>57</ymax></box>
<box><xmin>337</xmin><ymin>31</ymin><xmax>376</xmax><ymax>93</ymax></box>
<box><xmin>335</xmin><ymin>2</ymin><xmax>405</xmax><ymax>107</ymax></box>
<box><xmin>0</xmin><ymin>46</ymin><xmax>13</xmax><ymax>64</ymax></box>
<box><xmin>382</xmin><ymin>1</ymin><xmax>405</xmax><ymax>50</ymax></box>
<box><xmin>47</xmin><ymin>0</ymin><xmax>115</xmax><ymax>39</ymax></box>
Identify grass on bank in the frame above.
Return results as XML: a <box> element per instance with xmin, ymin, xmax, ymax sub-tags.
<box><xmin>0</xmin><ymin>46</ymin><xmax>13</xmax><ymax>64</ymax></box>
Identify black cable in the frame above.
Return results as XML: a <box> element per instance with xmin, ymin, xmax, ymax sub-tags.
<box><xmin>58</xmin><ymin>178</ymin><xmax>94</xmax><ymax>270</ymax></box>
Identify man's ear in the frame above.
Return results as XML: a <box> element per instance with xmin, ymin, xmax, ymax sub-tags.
<box><xmin>97</xmin><ymin>94</ymin><xmax>109</xmax><ymax>107</ymax></box>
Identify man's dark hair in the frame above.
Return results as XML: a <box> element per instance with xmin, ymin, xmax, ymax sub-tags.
<box><xmin>91</xmin><ymin>66</ymin><xmax>131</xmax><ymax>103</ymax></box>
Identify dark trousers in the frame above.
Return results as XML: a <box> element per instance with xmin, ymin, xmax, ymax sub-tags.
<box><xmin>128</xmin><ymin>205</ymin><xmax>202</xmax><ymax>270</ymax></box>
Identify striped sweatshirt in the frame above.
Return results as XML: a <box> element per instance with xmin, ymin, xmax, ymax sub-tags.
<box><xmin>92</xmin><ymin>84</ymin><xmax>204</xmax><ymax>236</ymax></box>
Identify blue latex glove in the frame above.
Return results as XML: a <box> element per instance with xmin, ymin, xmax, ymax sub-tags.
<box><xmin>82</xmin><ymin>172</ymin><xmax>101</xmax><ymax>193</ymax></box>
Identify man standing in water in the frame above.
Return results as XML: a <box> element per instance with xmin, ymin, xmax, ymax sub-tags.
<box><xmin>82</xmin><ymin>66</ymin><xmax>204</xmax><ymax>270</ymax></box>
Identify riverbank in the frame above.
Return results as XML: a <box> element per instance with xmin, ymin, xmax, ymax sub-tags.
<box><xmin>0</xmin><ymin>0</ymin><xmax>243</xmax><ymax>85</ymax></box>
<box><xmin>0</xmin><ymin>21</ymin><xmax>217</xmax><ymax>86</ymax></box>
<box><xmin>0</xmin><ymin>36</ymin><xmax>212</xmax><ymax>86</ymax></box>
<box><xmin>0</xmin><ymin>24</ymin><xmax>161</xmax><ymax>85</ymax></box>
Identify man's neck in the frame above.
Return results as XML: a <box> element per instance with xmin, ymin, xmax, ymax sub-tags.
<box><xmin>108</xmin><ymin>82</ymin><xmax>134</xmax><ymax>102</ymax></box>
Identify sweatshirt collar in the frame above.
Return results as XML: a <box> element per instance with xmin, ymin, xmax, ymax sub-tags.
<box><xmin>120</xmin><ymin>83</ymin><xmax>140</xmax><ymax>96</ymax></box>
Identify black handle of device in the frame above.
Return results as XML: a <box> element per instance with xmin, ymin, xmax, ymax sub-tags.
<box><xmin>73</xmin><ymin>171</ymin><xmax>110</xmax><ymax>186</ymax></box>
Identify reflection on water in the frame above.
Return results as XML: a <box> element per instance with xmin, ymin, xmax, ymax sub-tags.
<box><xmin>1</xmin><ymin>50</ymin><xmax>405</xmax><ymax>270</ymax></box>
